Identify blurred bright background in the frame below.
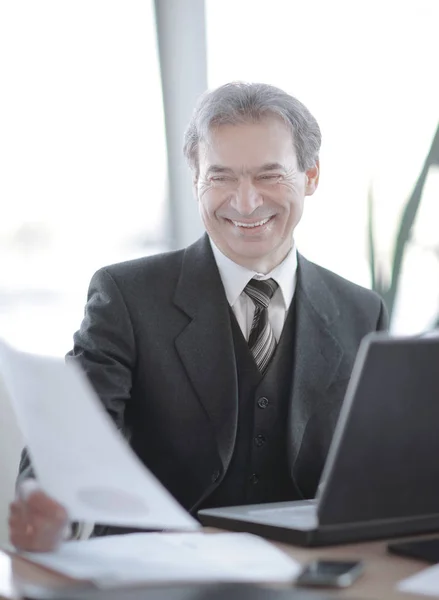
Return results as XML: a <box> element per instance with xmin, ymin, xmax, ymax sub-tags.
<box><xmin>1</xmin><ymin>0</ymin><xmax>439</xmax><ymax>540</ymax></box>
<box><xmin>1</xmin><ymin>0</ymin><xmax>439</xmax><ymax>359</ymax></box>
<box><xmin>207</xmin><ymin>0</ymin><xmax>439</xmax><ymax>335</ymax></box>
<box><xmin>0</xmin><ymin>1</ymin><xmax>168</xmax><ymax>357</ymax></box>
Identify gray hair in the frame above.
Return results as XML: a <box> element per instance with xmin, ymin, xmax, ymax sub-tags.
<box><xmin>183</xmin><ymin>82</ymin><xmax>321</xmax><ymax>178</ymax></box>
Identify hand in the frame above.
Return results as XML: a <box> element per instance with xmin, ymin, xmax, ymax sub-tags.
<box><xmin>8</xmin><ymin>479</ymin><xmax>69</xmax><ymax>552</ymax></box>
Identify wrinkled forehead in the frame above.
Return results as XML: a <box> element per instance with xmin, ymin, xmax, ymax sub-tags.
<box><xmin>198</xmin><ymin>116</ymin><xmax>297</xmax><ymax>172</ymax></box>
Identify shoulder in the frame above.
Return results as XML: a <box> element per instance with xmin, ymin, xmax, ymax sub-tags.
<box><xmin>84</xmin><ymin>247</ymin><xmax>186</xmax><ymax>307</ymax></box>
<box><xmin>99</xmin><ymin>247</ymin><xmax>185</xmax><ymax>284</ymax></box>
<box><xmin>297</xmin><ymin>254</ymin><xmax>388</xmax><ymax>330</ymax></box>
<box><xmin>89</xmin><ymin>234</ymin><xmax>212</xmax><ymax>293</ymax></box>
<box><xmin>299</xmin><ymin>254</ymin><xmax>381</xmax><ymax>305</ymax></box>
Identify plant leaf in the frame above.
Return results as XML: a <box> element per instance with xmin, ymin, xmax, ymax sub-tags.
<box><xmin>386</xmin><ymin>123</ymin><xmax>439</xmax><ymax>317</ymax></box>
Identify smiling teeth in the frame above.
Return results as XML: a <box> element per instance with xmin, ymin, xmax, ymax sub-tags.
<box><xmin>232</xmin><ymin>218</ymin><xmax>270</xmax><ymax>228</ymax></box>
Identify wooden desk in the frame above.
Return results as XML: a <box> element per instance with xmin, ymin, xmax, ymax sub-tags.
<box><xmin>0</xmin><ymin>536</ymin><xmax>431</xmax><ymax>600</ymax></box>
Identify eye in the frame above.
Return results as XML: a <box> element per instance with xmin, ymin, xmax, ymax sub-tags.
<box><xmin>259</xmin><ymin>174</ymin><xmax>281</xmax><ymax>181</ymax></box>
<box><xmin>211</xmin><ymin>175</ymin><xmax>237</xmax><ymax>184</ymax></box>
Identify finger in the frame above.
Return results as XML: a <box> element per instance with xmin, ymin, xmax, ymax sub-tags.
<box><xmin>32</xmin><ymin>510</ymin><xmax>69</xmax><ymax>546</ymax></box>
<box><xmin>10</xmin><ymin>530</ymin><xmax>59</xmax><ymax>553</ymax></box>
<box><xmin>9</xmin><ymin>514</ymin><xmax>36</xmax><ymax>551</ymax></box>
<box><xmin>8</xmin><ymin>506</ymin><xmax>38</xmax><ymax>542</ymax></box>
<box><xmin>32</xmin><ymin>512</ymin><xmax>65</xmax><ymax>534</ymax></box>
<box><xmin>15</xmin><ymin>480</ymin><xmax>38</xmax><ymax>524</ymax></box>
<box><xmin>11</xmin><ymin>481</ymin><xmax>69</xmax><ymax>552</ymax></box>
<box><xmin>10</xmin><ymin>531</ymin><xmax>31</xmax><ymax>551</ymax></box>
<box><xmin>9</xmin><ymin>499</ymin><xmax>31</xmax><ymax>515</ymax></box>
<box><xmin>8</xmin><ymin>502</ymin><xmax>31</xmax><ymax>537</ymax></box>
<box><xmin>10</xmin><ymin>513</ymin><xmax>65</xmax><ymax>552</ymax></box>
<box><xmin>9</xmin><ymin>501</ymin><xmax>24</xmax><ymax>517</ymax></box>
<box><xmin>17</xmin><ymin>479</ymin><xmax>68</xmax><ymax>520</ymax></box>
<box><xmin>26</xmin><ymin>491</ymin><xmax>68</xmax><ymax>520</ymax></box>
<box><xmin>16</xmin><ymin>491</ymin><xmax>67</xmax><ymax>522</ymax></box>
<box><xmin>10</xmin><ymin>501</ymin><xmax>66</xmax><ymax>539</ymax></box>
<box><xmin>13</xmin><ymin>491</ymin><xmax>68</xmax><ymax>526</ymax></box>
<box><xmin>17</xmin><ymin>479</ymin><xmax>40</xmax><ymax>501</ymax></box>
<box><xmin>17</xmin><ymin>479</ymin><xmax>61</xmax><ymax>516</ymax></box>
<box><xmin>8</xmin><ymin>512</ymin><xmax>29</xmax><ymax>532</ymax></box>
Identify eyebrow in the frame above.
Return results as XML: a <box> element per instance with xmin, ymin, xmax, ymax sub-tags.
<box><xmin>205</xmin><ymin>165</ymin><xmax>235</xmax><ymax>176</ymax></box>
<box><xmin>257</xmin><ymin>163</ymin><xmax>286</xmax><ymax>173</ymax></box>
<box><xmin>205</xmin><ymin>163</ymin><xmax>286</xmax><ymax>176</ymax></box>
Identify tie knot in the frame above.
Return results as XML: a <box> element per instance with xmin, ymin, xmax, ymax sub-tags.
<box><xmin>244</xmin><ymin>278</ymin><xmax>278</xmax><ymax>309</ymax></box>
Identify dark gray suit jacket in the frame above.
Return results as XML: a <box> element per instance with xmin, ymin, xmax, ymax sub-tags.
<box><xmin>19</xmin><ymin>234</ymin><xmax>387</xmax><ymax>512</ymax></box>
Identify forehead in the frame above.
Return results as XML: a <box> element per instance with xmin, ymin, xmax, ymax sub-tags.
<box><xmin>199</xmin><ymin>116</ymin><xmax>297</xmax><ymax>170</ymax></box>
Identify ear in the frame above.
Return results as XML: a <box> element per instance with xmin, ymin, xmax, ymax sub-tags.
<box><xmin>192</xmin><ymin>176</ymin><xmax>199</xmax><ymax>200</ymax></box>
<box><xmin>304</xmin><ymin>160</ymin><xmax>320</xmax><ymax>196</ymax></box>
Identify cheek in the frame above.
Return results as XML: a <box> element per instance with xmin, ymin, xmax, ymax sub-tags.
<box><xmin>272</xmin><ymin>185</ymin><xmax>299</xmax><ymax>210</ymax></box>
<box><xmin>199</xmin><ymin>189</ymin><xmax>228</xmax><ymax>216</ymax></box>
<box><xmin>278</xmin><ymin>180</ymin><xmax>303</xmax><ymax>196</ymax></box>
<box><xmin>274</xmin><ymin>188</ymin><xmax>304</xmax><ymax>225</ymax></box>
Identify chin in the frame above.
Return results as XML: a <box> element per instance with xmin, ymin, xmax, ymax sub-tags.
<box><xmin>230</xmin><ymin>241</ymin><xmax>275</xmax><ymax>259</ymax></box>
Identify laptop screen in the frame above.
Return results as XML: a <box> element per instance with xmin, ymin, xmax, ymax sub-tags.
<box><xmin>317</xmin><ymin>333</ymin><xmax>439</xmax><ymax>526</ymax></box>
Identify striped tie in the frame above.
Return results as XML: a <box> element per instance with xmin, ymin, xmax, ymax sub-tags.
<box><xmin>244</xmin><ymin>278</ymin><xmax>279</xmax><ymax>374</ymax></box>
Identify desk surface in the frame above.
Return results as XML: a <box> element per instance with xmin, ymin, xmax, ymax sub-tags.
<box><xmin>0</xmin><ymin>533</ymin><xmax>432</xmax><ymax>600</ymax></box>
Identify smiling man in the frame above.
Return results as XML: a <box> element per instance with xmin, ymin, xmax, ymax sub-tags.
<box><xmin>10</xmin><ymin>82</ymin><xmax>388</xmax><ymax>551</ymax></box>
<box><xmin>196</xmin><ymin>115</ymin><xmax>317</xmax><ymax>275</ymax></box>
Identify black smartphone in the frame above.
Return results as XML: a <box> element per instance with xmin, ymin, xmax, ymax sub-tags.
<box><xmin>295</xmin><ymin>559</ymin><xmax>364</xmax><ymax>588</ymax></box>
<box><xmin>388</xmin><ymin>537</ymin><xmax>439</xmax><ymax>563</ymax></box>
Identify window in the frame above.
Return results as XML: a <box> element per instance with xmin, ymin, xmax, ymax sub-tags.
<box><xmin>0</xmin><ymin>1</ymin><xmax>168</xmax><ymax>355</ymax></box>
<box><xmin>206</xmin><ymin>0</ymin><xmax>439</xmax><ymax>332</ymax></box>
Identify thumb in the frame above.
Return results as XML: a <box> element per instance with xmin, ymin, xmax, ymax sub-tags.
<box><xmin>17</xmin><ymin>478</ymin><xmax>41</xmax><ymax>502</ymax></box>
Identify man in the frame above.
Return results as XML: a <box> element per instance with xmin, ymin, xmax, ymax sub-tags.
<box><xmin>9</xmin><ymin>82</ymin><xmax>388</xmax><ymax>551</ymax></box>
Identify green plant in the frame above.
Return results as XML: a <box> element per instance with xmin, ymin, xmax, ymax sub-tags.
<box><xmin>368</xmin><ymin>123</ymin><xmax>439</xmax><ymax>322</ymax></box>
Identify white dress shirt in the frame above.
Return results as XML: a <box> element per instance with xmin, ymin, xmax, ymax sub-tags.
<box><xmin>210</xmin><ymin>239</ymin><xmax>298</xmax><ymax>342</ymax></box>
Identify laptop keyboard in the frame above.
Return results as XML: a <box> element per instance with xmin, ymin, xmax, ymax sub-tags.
<box><xmin>246</xmin><ymin>504</ymin><xmax>318</xmax><ymax>530</ymax></box>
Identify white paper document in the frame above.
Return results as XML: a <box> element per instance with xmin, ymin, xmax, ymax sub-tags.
<box><xmin>16</xmin><ymin>532</ymin><xmax>301</xmax><ymax>587</ymax></box>
<box><xmin>423</xmin><ymin>329</ymin><xmax>439</xmax><ymax>338</ymax></box>
<box><xmin>398</xmin><ymin>564</ymin><xmax>439</xmax><ymax>597</ymax></box>
<box><xmin>0</xmin><ymin>338</ymin><xmax>198</xmax><ymax>530</ymax></box>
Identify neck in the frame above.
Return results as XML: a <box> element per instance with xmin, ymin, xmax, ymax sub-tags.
<box><xmin>228</xmin><ymin>246</ymin><xmax>292</xmax><ymax>274</ymax></box>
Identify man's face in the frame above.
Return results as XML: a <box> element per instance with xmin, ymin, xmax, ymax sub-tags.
<box><xmin>196</xmin><ymin>116</ymin><xmax>319</xmax><ymax>273</ymax></box>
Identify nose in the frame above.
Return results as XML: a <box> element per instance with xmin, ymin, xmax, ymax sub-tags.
<box><xmin>230</xmin><ymin>178</ymin><xmax>263</xmax><ymax>216</ymax></box>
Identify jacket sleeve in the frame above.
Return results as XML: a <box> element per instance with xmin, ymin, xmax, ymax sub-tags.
<box><xmin>65</xmin><ymin>266</ymin><xmax>136</xmax><ymax>429</ymax></box>
<box><xmin>17</xmin><ymin>267</ymin><xmax>137</xmax><ymax>537</ymax></box>
<box><xmin>376</xmin><ymin>298</ymin><xmax>390</xmax><ymax>332</ymax></box>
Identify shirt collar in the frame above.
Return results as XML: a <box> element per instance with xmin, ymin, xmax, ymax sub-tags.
<box><xmin>210</xmin><ymin>238</ymin><xmax>298</xmax><ymax>309</ymax></box>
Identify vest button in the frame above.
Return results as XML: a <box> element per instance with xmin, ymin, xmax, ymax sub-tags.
<box><xmin>257</xmin><ymin>396</ymin><xmax>269</xmax><ymax>409</ymax></box>
<box><xmin>254</xmin><ymin>434</ymin><xmax>266</xmax><ymax>447</ymax></box>
<box><xmin>249</xmin><ymin>473</ymin><xmax>259</xmax><ymax>484</ymax></box>
<box><xmin>211</xmin><ymin>470</ymin><xmax>221</xmax><ymax>484</ymax></box>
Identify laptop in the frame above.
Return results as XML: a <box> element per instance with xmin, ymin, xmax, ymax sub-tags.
<box><xmin>22</xmin><ymin>583</ymin><xmax>335</xmax><ymax>600</ymax></box>
<box><xmin>198</xmin><ymin>333</ymin><xmax>439</xmax><ymax>546</ymax></box>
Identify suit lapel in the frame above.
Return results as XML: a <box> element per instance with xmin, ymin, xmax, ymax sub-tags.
<box><xmin>173</xmin><ymin>235</ymin><xmax>238</xmax><ymax>473</ymax></box>
<box><xmin>172</xmin><ymin>241</ymin><xmax>347</xmax><ymax>477</ymax></box>
<box><xmin>288</xmin><ymin>255</ymin><xmax>347</xmax><ymax>468</ymax></box>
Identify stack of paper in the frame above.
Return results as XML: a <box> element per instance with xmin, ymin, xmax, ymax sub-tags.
<box><xmin>398</xmin><ymin>564</ymin><xmax>439</xmax><ymax>597</ymax></box>
<box><xmin>0</xmin><ymin>339</ymin><xmax>197</xmax><ymax>531</ymax></box>
<box><xmin>16</xmin><ymin>532</ymin><xmax>301</xmax><ymax>587</ymax></box>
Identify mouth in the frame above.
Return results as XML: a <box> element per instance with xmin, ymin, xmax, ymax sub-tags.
<box><xmin>227</xmin><ymin>216</ymin><xmax>274</xmax><ymax>231</ymax></box>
